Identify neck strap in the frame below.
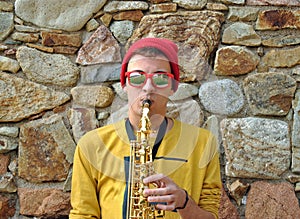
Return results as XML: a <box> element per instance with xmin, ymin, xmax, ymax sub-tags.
<box><xmin>125</xmin><ymin>117</ymin><xmax>168</xmax><ymax>159</ymax></box>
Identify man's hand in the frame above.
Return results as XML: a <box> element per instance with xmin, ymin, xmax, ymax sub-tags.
<box><xmin>143</xmin><ymin>173</ymin><xmax>187</xmax><ymax>211</ymax></box>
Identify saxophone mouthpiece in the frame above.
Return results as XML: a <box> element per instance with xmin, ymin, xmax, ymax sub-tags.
<box><xmin>142</xmin><ymin>99</ymin><xmax>152</xmax><ymax>107</ymax></box>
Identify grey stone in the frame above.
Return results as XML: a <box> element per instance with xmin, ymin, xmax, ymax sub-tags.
<box><xmin>173</xmin><ymin>0</ymin><xmax>206</xmax><ymax>9</ymax></box>
<box><xmin>247</xmin><ymin>0</ymin><xmax>300</xmax><ymax>6</ymax></box>
<box><xmin>110</xmin><ymin>20</ymin><xmax>135</xmax><ymax>45</ymax></box>
<box><xmin>243</xmin><ymin>72</ymin><xmax>296</xmax><ymax>116</ymax></box>
<box><xmin>14</xmin><ymin>24</ymin><xmax>40</xmax><ymax>33</ymax></box>
<box><xmin>262</xmin><ymin>35</ymin><xmax>300</xmax><ymax>47</ymax></box>
<box><xmin>227</xmin><ymin>6</ymin><xmax>259</xmax><ymax>21</ymax></box>
<box><xmin>262</xmin><ymin>46</ymin><xmax>300</xmax><ymax>68</ymax></box>
<box><xmin>221</xmin><ymin>117</ymin><xmax>290</xmax><ymax>179</ymax></box>
<box><xmin>11</xmin><ymin>32</ymin><xmax>39</xmax><ymax>43</ymax></box>
<box><xmin>292</xmin><ymin>147</ymin><xmax>300</xmax><ymax>173</ymax></box>
<box><xmin>292</xmin><ymin>90</ymin><xmax>300</xmax><ymax>172</ymax></box>
<box><xmin>199</xmin><ymin>79</ymin><xmax>244</xmax><ymax>115</ymax></box>
<box><xmin>63</xmin><ymin>168</ymin><xmax>72</xmax><ymax>192</ymax></box>
<box><xmin>221</xmin><ymin>0</ymin><xmax>245</xmax><ymax>4</ymax></box>
<box><xmin>0</xmin><ymin>12</ymin><xmax>14</xmax><ymax>41</ymax></box>
<box><xmin>103</xmin><ymin>1</ymin><xmax>149</xmax><ymax>13</ymax></box>
<box><xmin>292</xmin><ymin>90</ymin><xmax>300</xmax><ymax>147</ymax></box>
<box><xmin>222</xmin><ymin>22</ymin><xmax>261</xmax><ymax>46</ymax></box>
<box><xmin>0</xmin><ymin>127</ymin><xmax>19</xmax><ymax>137</ymax></box>
<box><xmin>68</xmin><ymin>108</ymin><xmax>98</xmax><ymax>143</ymax></box>
<box><xmin>167</xmin><ymin>98</ymin><xmax>204</xmax><ymax>127</ymax></box>
<box><xmin>0</xmin><ymin>173</ymin><xmax>17</xmax><ymax>193</ymax></box>
<box><xmin>112</xmin><ymin>82</ymin><xmax>127</xmax><ymax>100</ymax></box>
<box><xmin>16</xmin><ymin>46</ymin><xmax>79</xmax><ymax>87</ymax></box>
<box><xmin>0</xmin><ymin>56</ymin><xmax>20</xmax><ymax>73</ymax></box>
<box><xmin>0</xmin><ymin>1</ymin><xmax>14</xmax><ymax>12</ymax></box>
<box><xmin>0</xmin><ymin>72</ymin><xmax>70</xmax><ymax>122</ymax></box>
<box><xmin>169</xmin><ymin>83</ymin><xmax>199</xmax><ymax>101</ymax></box>
<box><xmin>0</xmin><ymin>136</ymin><xmax>18</xmax><ymax>153</ymax></box>
<box><xmin>71</xmin><ymin>85</ymin><xmax>114</xmax><ymax>108</ymax></box>
<box><xmin>15</xmin><ymin>0</ymin><xmax>107</xmax><ymax>31</ymax></box>
<box><xmin>86</xmin><ymin>18</ymin><xmax>100</xmax><ymax>32</ymax></box>
<box><xmin>80</xmin><ymin>63</ymin><xmax>121</xmax><ymax>84</ymax></box>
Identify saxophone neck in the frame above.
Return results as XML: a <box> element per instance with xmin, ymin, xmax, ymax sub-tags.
<box><xmin>142</xmin><ymin>99</ymin><xmax>151</xmax><ymax>115</ymax></box>
<box><xmin>138</xmin><ymin>100</ymin><xmax>152</xmax><ymax>138</ymax></box>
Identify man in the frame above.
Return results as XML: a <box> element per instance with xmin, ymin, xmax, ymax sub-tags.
<box><xmin>69</xmin><ymin>38</ymin><xmax>221</xmax><ymax>219</ymax></box>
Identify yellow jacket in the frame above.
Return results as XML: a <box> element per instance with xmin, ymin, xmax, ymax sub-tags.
<box><xmin>69</xmin><ymin>119</ymin><xmax>221</xmax><ymax>219</ymax></box>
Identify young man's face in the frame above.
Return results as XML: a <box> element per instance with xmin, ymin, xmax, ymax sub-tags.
<box><xmin>123</xmin><ymin>54</ymin><xmax>174</xmax><ymax>118</ymax></box>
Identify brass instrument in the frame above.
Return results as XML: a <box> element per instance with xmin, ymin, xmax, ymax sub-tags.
<box><xmin>127</xmin><ymin>99</ymin><xmax>163</xmax><ymax>219</ymax></box>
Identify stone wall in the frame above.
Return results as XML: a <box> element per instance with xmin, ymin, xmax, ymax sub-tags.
<box><xmin>1</xmin><ymin>0</ymin><xmax>300</xmax><ymax>218</ymax></box>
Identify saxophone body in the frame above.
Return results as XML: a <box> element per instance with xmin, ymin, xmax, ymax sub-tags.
<box><xmin>127</xmin><ymin>100</ymin><xmax>164</xmax><ymax>219</ymax></box>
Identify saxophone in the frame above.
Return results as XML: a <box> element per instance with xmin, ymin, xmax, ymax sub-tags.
<box><xmin>127</xmin><ymin>99</ymin><xmax>164</xmax><ymax>219</ymax></box>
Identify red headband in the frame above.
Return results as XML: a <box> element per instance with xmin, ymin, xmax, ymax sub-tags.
<box><xmin>120</xmin><ymin>38</ymin><xmax>180</xmax><ymax>91</ymax></box>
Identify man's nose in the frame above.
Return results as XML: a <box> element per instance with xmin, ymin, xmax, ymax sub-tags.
<box><xmin>142</xmin><ymin>77</ymin><xmax>155</xmax><ymax>92</ymax></box>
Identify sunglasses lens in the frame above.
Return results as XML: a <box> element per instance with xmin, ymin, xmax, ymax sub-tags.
<box><xmin>152</xmin><ymin>74</ymin><xmax>170</xmax><ymax>88</ymax></box>
<box><xmin>129</xmin><ymin>72</ymin><xmax>146</xmax><ymax>86</ymax></box>
<box><xmin>127</xmin><ymin>71</ymin><xmax>171</xmax><ymax>88</ymax></box>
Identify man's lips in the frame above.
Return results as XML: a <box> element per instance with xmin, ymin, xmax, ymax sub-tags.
<box><xmin>140</xmin><ymin>98</ymin><xmax>153</xmax><ymax>106</ymax></box>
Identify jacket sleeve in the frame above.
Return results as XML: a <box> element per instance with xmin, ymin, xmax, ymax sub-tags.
<box><xmin>69</xmin><ymin>145</ymin><xmax>101</xmax><ymax>219</ymax></box>
<box><xmin>198</xmin><ymin>151</ymin><xmax>222</xmax><ymax>219</ymax></box>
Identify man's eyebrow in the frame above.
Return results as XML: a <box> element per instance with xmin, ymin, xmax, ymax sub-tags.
<box><xmin>129</xmin><ymin>69</ymin><xmax>144</xmax><ymax>72</ymax></box>
<box><xmin>153</xmin><ymin>70</ymin><xmax>169</xmax><ymax>73</ymax></box>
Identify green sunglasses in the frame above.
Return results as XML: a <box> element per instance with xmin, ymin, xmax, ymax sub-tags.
<box><xmin>125</xmin><ymin>71</ymin><xmax>174</xmax><ymax>88</ymax></box>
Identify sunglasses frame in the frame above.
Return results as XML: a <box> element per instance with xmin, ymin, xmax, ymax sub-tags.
<box><xmin>125</xmin><ymin>71</ymin><xmax>174</xmax><ymax>88</ymax></box>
